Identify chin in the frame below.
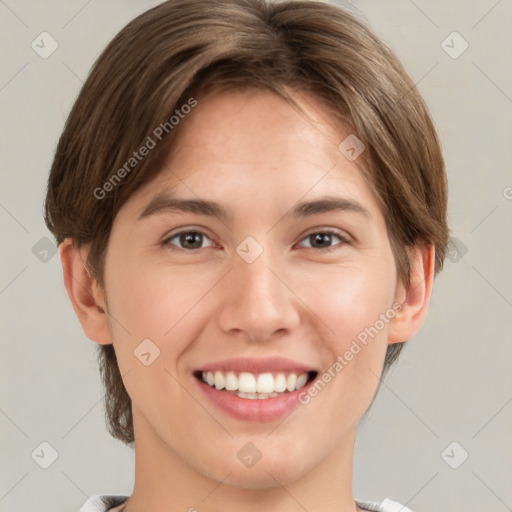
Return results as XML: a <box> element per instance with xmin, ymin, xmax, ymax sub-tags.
<box><xmin>220</xmin><ymin>454</ymin><xmax>311</xmax><ymax>489</ymax></box>
<box><xmin>223</xmin><ymin>469</ymin><xmax>302</xmax><ymax>490</ymax></box>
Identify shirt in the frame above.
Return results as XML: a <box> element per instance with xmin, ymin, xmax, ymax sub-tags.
<box><xmin>79</xmin><ymin>494</ymin><xmax>414</xmax><ymax>512</ymax></box>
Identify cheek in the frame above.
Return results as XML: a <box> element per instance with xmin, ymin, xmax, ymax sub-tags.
<box><xmin>107</xmin><ymin>253</ymin><xmax>205</xmax><ymax>333</ymax></box>
<box><xmin>104</xmin><ymin>265</ymin><xmax>205</xmax><ymax>413</ymax></box>
<box><xmin>303</xmin><ymin>260</ymin><xmax>394</xmax><ymax>395</ymax></box>
<box><xmin>105</xmin><ymin>260</ymin><xmax>221</xmax><ymax>373</ymax></box>
<box><xmin>304</xmin><ymin>261</ymin><xmax>395</xmax><ymax>419</ymax></box>
<box><xmin>304</xmin><ymin>259</ymin><xmax>396</xmax><ymax>348</ymax></box>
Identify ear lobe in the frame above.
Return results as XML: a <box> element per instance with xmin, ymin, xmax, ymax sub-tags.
<box><xmin>59</xmin><ymin>238</ymin><xmax>112</xmax><ymax>345</ymax></box>
<box><xmin>387</xmin><ymin>244</ymin><xmax>436</xmax><ymax>345</ymax></box>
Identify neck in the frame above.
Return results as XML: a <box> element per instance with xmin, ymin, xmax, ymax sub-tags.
<box><xmin>122</xmin><ymin>411</ymin><xmax>361</xmax><ymax>512</ymax></box>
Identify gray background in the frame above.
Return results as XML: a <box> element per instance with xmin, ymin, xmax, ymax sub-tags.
<box><xmin>1</xmin><ymin>0</ymin><xmax>511</xmax><ymax>511</ymax></box>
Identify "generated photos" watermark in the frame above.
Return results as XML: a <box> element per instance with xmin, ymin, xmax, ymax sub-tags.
<box><xmin>93</xmin><ymin>97</ymin><xmax>197</xmax><ymax>200</ymax></box>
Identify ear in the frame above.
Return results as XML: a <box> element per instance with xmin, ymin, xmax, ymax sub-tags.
<box><xmin>388</xmin><ymin>244</ymin><xmax>435</xmax><ymax>345</ymax></box>
<box><xmin>59</xmin><ymin>238</ymin><xmax>112</xmax><ymax>345</ymax></box>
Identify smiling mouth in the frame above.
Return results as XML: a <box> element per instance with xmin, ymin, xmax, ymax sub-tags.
<box><xmin>193</xmin><ymin>370</ymin><xmax>318</xmax><ymax>399</ymax></box>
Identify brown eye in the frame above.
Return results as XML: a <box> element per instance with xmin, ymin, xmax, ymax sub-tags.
<box><xmin>163</xmin><ymin>230</ymin><xmax>214</xmax><ymax>251</ymax></box>
<box><xmin>299</xmin><ymin>229</ymin><xmax>348</xmax><ymax>251</ymax></box>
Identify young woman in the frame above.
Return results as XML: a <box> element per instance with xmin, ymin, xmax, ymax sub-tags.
<box><xmin>44</xmin><ymin>1</ymin><xmax>449</xmax><ymax>510</ymax></box>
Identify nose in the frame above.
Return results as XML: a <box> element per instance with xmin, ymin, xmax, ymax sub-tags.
<box><xmin>217</xmin><ymin>244</ymin><xmax>301</xmax><ymax>343</ymax></box>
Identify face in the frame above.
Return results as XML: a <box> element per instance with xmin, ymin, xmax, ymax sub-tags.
<box><xmin>101</xmin><ymin>88</ymin><xmax>401</xmax><ymax>487</ymax></box>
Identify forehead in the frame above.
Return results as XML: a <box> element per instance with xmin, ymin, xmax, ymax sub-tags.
<box><xmin>121</xmin><ymin>88</ymin><xmax>380</xmax><ymax>221</ymax></box>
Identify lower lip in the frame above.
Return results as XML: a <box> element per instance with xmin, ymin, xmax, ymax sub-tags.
<box><xmin>193</xmin><ymin>375</ymin><xmax>317</xmax><ymax>422</ymax></box>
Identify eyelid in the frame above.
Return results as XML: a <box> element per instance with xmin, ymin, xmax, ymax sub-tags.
<box><xmin>161</xmin><ymin>226</ymin><xmax>217</xmax><ymax>250</ymax></box>
<box><xmin>301</xmin><ymin>226</ymin><xmax>351</xmax><ymax>241</ymax></box>
<box><xmin>297</xmin><ymin>227</ymin><xmax>351</xmax><ymax>250</ymax></box>
<box><xmin>162</xmin><ymin>225</ymin><xmax>351</xmax><ymax>252</ymax></box>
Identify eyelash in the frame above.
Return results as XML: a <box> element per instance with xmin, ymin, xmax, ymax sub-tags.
<box><xmin>161</xmin><ymin>227</ymin><xmax>350</xmax><ymax>253</ymax></box>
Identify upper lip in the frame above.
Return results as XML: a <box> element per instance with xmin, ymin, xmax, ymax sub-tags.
<box><xmin>195</xmin><ymin>356</ymin><xmax>318</xmax><ymax>375</ymax></box>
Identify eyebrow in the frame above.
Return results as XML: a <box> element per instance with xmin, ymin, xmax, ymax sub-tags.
<box><xmin>137</xmin><ymin>194</ymin><xmax>370</xmax><ymax>221</ymax></box>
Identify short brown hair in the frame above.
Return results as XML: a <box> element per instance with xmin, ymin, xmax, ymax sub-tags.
<box><xmin>44</xmin><ymin>0</ymin><xmax>449</xmax><ymax>445</ymax></box>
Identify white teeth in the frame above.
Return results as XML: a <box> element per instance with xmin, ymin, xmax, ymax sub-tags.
<box><xmin>214</xmin><ymin>371</ymin><xmax>225</xmax><ymax>390</ymax></box>
<box><xmin>237</xmin><ymin>392</ymin><xmax>275</xmax><ymax>400</ymax></box>
<box><xmin>238</xmin><ymin>392</ymin><xmax>258</xmax><ymax>399</ymax></box>
<box><xmin>274</xmin><ymin>373</ymin><xmax>287</xmax><ymax>392</ymax></box>
<box><xmin>286</xmin><ymin>373</ymin><xmax>297</xmax><ymax>392</ymax></box>
<box><xmin>296</xmin><ymin>373</ymin><xmax>308</xmax><ymax>389</ymax></box>
<box><xmin>200</xmin><ymin>369</ymin><xmax>312</xmax><ymax>397</ymax></box>
<box><xmin>238</xmin><ymin>372</ymin><xmax>256</xmax><ymax>393</ymax></box>
<box><xmin>256</xmin><ymin>373</ymin><xmax>274</xmax><ymax>393</ymax></box>
<box><xmin>225</xmin><ymin>371</ymin><xmax>238</xmax><ymax>391</ymax></box>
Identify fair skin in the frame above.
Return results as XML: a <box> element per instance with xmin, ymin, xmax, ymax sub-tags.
<box><xmin>60</xmin><ymin>89</ymin><xmax>434</xmax><ymax>512</ymax></box>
